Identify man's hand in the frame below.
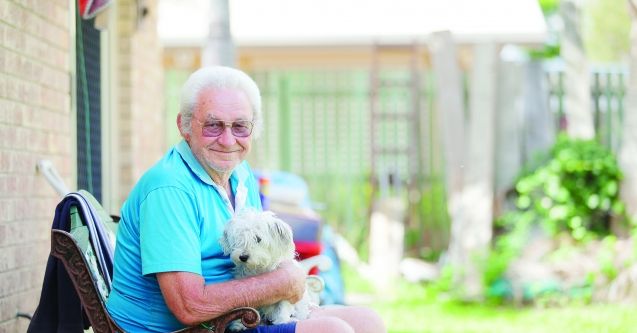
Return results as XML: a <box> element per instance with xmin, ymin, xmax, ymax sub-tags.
<box><xmin>157</xmin><ymin>260</ymin><xmax>308</xmax><ymax>326</ymax></box>
<box><xmin>276</xmin><ymin>259</ymin><xmax>306</xmax><ymax>304</ymax></box>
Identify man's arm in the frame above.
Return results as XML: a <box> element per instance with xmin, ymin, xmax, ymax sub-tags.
<box><xmin>157</xmin><ymin>260</ymin><xmax>306</xmax><ymax>326</ymax></box>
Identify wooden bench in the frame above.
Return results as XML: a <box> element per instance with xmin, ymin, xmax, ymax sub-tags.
<box><xmin>48</xmin><ymin>191</ymin><xmax>260</xmax><ymax>333</ymax></box>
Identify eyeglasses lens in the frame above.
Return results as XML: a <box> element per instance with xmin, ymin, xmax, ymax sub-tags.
<box><xmin>201</xmin><ymin>121</ymin><xmax>253</xmax><ymax>137</ymax></box>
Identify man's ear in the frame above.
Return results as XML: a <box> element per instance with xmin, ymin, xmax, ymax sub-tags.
<box><xmin>177</xmin><ymin>113</ymin><xmax>190</xmax><ymax>141</ymax></box>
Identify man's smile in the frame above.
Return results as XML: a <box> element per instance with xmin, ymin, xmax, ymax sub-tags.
<box><xmin>210</xmin><ymin>148</ymin><xmax>240</xmax><ymax>153</ymax></box>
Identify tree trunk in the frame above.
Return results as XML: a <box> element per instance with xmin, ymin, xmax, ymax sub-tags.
<box><xmin>523</xmin><ymin>61</ymin><xmax>556</xmax><ymax>165</ymax></box>
<box><xmin>619</xmin><ymin>0</ymin><xmax>637</xmax><ymax>220</ymax></box>
<box><xmin>494</xmin><ymin>49</ymin><xmax>525</xmax><ymax>215</ymax></box>
<box><xmin>431</xmin><ymin>35</ymin><xmax>499</xmax><ymax>299</ymax></box>
<box><xmin>458</xmin><ymin>43</ymin><xmax>498</xmax><ymax>299</ymax></box>
<box><xmin>431</xmin><ymin>31</ymin><xmax>467</xmax><ymax>294</ymax></box>
<box><xmin>430</xmin><ymin>31</ymin><xmax>465</xmax><ymax>223</ymax></box>
<box><xmin>560</xmin><ymin>0</ymin><xmax>595</xmax><ymax>139</ymax></box>
<box><xmin>202</xmin><ymin>0</ymin><xmax>235</xmax><ymax>66</ymax></box>
<box><xmin>369</xmin><ymin>197</ymin><xmax>406</xmax><ymax>290</ymax></box>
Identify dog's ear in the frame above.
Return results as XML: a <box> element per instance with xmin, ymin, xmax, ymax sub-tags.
<box><xmin>219</xmin><ymin>230</ymin><xmax>231</xmax><ymax>255</ymax></box>
<box><xmin>269</xmin><ymin>218</ymin><xmax>293</xmax><ymax>245</ymax></box>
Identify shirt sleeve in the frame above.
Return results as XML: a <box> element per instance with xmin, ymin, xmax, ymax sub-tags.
<box><xmin>139</xmin><ymin>186</ymin><xmax>202</xmax><ymax>276</ymax></box>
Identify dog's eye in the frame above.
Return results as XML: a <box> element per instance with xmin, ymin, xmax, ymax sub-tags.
<box><xmin>255</xmin><ymin>236</ymin><xmax>262</xmax><ymax>243</ymax></box>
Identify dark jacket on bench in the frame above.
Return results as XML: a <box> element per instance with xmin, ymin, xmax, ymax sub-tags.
<box><xmin>28</xmin><ymin>192</ymin><xmax>115</xmax><ymax>333</ymax></box>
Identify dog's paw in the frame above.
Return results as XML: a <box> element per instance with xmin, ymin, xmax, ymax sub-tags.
<box><xmin>270</xmin><ymin>315</ymin><xmax>294</xmax><ymax>325</ymax></box>
<box><xmin>263</xmin><ymin>309</ymin><xmax>294</xmax><ymax>325</ymax></box>
<box><xmin>293</xmin><ymin>301</ymin><xmax>312</xmax><ymax>321</ymax></box>
<box><xmin>293</xmin><ymin>307</ymin><xmax>310</xmax><ymax>321</ymax></box>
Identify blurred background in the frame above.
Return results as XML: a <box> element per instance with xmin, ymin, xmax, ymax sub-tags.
<box><xmin>2</xmin><ymin>0</ymin><xmax>637</xmax><ymax>332</ymax></box>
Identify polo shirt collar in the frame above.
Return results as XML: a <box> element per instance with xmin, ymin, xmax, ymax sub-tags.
<box><xmin>175</xmin><ymin>140</ymin><xmax>249</xmax><ymax>212</ymax></box>
<box><xmin>176</xmin><ymin>140</ymin><xmax>217</xmax><ymax>186</ymax></box>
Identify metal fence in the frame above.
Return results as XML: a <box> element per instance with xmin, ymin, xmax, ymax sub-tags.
<box><xmin>546</xmin><ymin>65</ymin><xmax>627</xmax><ymax>151</ymax></box>
<box><xmin>249</xmin><ymin>70</ymin><xmax>377</xmax><ymax>247</ymax></box>
<box><xmin>248</xmin><ymin>68</ymin><xmax>447</xmax><ymax>253</ymax></box>
<box><xmin>247</xmin><ymin>65</ymin><xmax>629</xmax><ymax>255</ymax></box>
<box><xmin>164</xmin><ymin>64</ymin><xmax>629</xmax><ymax>256</ymax></box>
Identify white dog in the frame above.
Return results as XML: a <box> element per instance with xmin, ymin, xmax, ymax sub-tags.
<box><xmin>220</xmin><ymin>210</ymin><xmax>319</xmax><ymax>329</ymax></box>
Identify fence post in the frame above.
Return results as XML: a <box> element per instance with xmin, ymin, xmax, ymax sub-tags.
<box><xmin>278</xmin><ymin>75</ymin><xmax>292</xmax><ymax>171</ymax></box>
<box><xmin>560</xmin><ymin>0</ymin><xmax>595</xmax><ymax>139</ymax></box>
<box><xmin>619</xmin><ymin>0</ymin><xmax>637</xmax><ymax>221</ymax></box>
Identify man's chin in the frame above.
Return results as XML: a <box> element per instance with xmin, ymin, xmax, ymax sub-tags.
<box><xmin>207</xmin><ymin>161</ymin><xmax>237</xmax><ymax>173</ymax></box>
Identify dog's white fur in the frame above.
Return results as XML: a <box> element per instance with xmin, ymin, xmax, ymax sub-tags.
<box><xmin>220</xmin><ymin>209</ymin><xmax>315</xmax><ymax>329</ymax></box>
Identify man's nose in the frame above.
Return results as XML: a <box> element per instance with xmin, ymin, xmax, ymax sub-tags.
<box><xmin>239</xmin><ymin>254</ymin><xmax>249</xmax><ymax>262</ymax></box>
<box><xmin>217</xmin><ymin>127</ymin><xmax>236</xmax><ymax>145</ymax></box>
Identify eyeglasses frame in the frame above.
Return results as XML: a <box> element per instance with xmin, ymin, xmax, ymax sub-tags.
<box><xmin>194</xmin><ymin>118</ymin><xmax>254</xmax><ymax>138</ymax></box>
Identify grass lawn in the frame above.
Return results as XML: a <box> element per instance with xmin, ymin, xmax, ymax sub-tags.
<box><xmin>341</xmin><ymin>265</ymin><xmax>637</xmax><ymax>333</ymax></box>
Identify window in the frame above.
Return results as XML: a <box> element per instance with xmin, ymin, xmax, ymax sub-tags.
<box><xmin>75</xmin><ymin>8</ymin><xmax>102</xmax><ymax>202</ymax></box>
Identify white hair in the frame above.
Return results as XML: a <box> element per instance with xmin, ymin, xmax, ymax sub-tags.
<box><xmin>179</xmin><ymin>66</ymin><xmax>263</xmax><ymax>138</ymax></box>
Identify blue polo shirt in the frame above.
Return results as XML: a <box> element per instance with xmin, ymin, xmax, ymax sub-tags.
<box><xmin>106</xmin><ymin>140</ymin><xmax>262</xmax><ymax>332</ymax></box>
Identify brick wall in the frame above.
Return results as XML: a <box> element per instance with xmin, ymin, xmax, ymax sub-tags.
<box><xmin>0</xmin><ymin>0</ymin><xmax>72</xmax><ymax>332</ymax></box>
<box><xmin>0</xmin><ymin>0</ymin><xmax>164</xmax><ymax>331</ymax></box>
<box><xmin>116</xmin><ymin>0</ymin><xmax>164</xmax><ymax>206</ymax></box>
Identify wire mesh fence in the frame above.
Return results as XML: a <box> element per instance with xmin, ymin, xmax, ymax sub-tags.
<box><xmin>163</xmin><ymin>64</ymin><xmax>628</xmax><ymax>257</ymax></box>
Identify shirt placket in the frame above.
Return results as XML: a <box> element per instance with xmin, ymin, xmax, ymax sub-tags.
<box><xmin>211</xmin><ymin>183</ymin><xmax>234</xmax><ymax>213</ymax></box>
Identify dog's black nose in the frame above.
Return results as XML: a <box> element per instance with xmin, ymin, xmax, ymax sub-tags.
<box><xmin>239</xmin><ymin>254</ymin><xmax>249</xmax><ymax>262</ymax></box>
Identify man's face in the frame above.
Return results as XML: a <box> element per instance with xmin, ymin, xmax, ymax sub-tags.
<box><xmin>186</xmin><ymin>88</ymin><xmax>254</xmax><ymax>175</ymax></box>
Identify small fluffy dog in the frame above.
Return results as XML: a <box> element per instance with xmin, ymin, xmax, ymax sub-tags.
<box><xmin>220</xmin><ymin>210</ymin><xmax>318</xmax><ymax>329</ymax></box>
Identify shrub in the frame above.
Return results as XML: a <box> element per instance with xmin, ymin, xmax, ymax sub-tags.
<box><xmin>485</xmin><ymin>135</ymin><xmax>627</xmax><ymax>300</ymax></box>
<box><xmin>514</xmin><ymin>134</ymin><xmax>624</xmax><ymax>240</ymax></box>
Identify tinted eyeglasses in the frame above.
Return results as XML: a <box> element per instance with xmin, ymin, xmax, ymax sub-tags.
<box><xmin>196</xmin><ymin>119</ymin><xmax>254</xmax><ymax>138</ymax></box>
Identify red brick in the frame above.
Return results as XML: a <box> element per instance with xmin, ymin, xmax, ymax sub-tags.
<box><xmin>0</xmin><ymin>23</ymin><xmax>6</xmax><ymax>50</ymax></box>
<box><xmin>16</xmin><ymin>318</ymin><xmax>31</xmax><ymax>333</ymax></box>
<box><xmin>22</xmin><ymin>6</ymin><xmax>42</xmax><ymax>38</ymax></box>
<box><xmin>12</xmin><ymin>104</ymin><xmax>25</xmax><ymax>127</ymax></box>
<box><xmin>0</xmin><ymin>246</ymin><xmax>15</xmax><ymax>271</ymax></box>
<box><xmin>0</xmin><ymin>270</ymin><xmax>19</xmax><ymax>296</ymax></box>
<box><xmin>5</xmin><ymin>150</ymin><xmax>20</xmax><ymax>173</ymax></box>
<box><xmin>2</xmin><ymin>2</ymin><xmax>21</xmax><ymax>28</ymax></box>
<box><xmin>13</xmin><ymin>151</ymin><xmax>35</xmax><ymax>174</ymax></box>
<box><xmin>0</xmin><ymin>151</ymin><xmax>8</xmax><ymax>172</ymax></box>
<box><xmin>0</xmin><ymin>277</ymin><xmax>42</xmax><ymax>324</ymax></box>
<box><xmin>0</xmin><ymin>1</ymin><xmax>8</xmax><ymax>22</ymax></box>
<box><xmin>0</xmin><ymin>198</ymin><xmax>13</xmax><ymax>221</ymax></box>
<box><xmin>0</xmin><ymin>76</ymin><xmax>7</xmax><ymax>101</ymax></box>
<box><xmin>4</xmin><ymin>80</ymin><xmax>18</xmax><ymax>104</ymax></box>
<box><xmin>18</xmin><ymin>288</ymin><xmax>41</xmax><ymax>315</ymax></box>
<box><xmin>0</xmin><ymin>316</ymin><xmax>19</xmax><ymax>332</ymax></box>
<box><xmin>52</xmin><ymin>3</ymin><xmax>68</xmax><ymax>31</ymax></box>
<box><xmin>0</xmin><ymin>175</ymin><xmax>8</xmax><ymax>198</ymax></box>
<box><xmin>5</xmin><ymin>176</ymin><xmax>17</xmax><ymax>195</ymax></box>
<box><xmin>0</xmin><ymin>223</ymin><xmax>6</xmax><ymax>245</ymax></box>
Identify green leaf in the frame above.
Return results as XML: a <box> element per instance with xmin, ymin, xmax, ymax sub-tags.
<box><xmin>517</xmin><ymin>195</ymin><xmax>531</xmax><ymax>209</ymax></box>
<box><xmin>605</xmin><ymin>181</ymin><xmax>618</xmax><ymax>196</ymax></box>
<box><xmin>587</xmin><ymin>195</ymin><xmax>600</xmax><ymax>209</ymax></box>
<box><xmin>549</xmin><ymin>205</ymin><xmax>569</xmax><ymax>220</ymax></box>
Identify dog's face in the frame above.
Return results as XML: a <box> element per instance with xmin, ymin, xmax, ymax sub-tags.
<box><xmin>220</xmin><ymin>210</ymin><xmax>296</xmax><ymax>274</ymax></box>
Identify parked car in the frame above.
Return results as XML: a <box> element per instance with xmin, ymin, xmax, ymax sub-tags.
<box><xmin>254</xmin><ymin>170</ymin><xmax>345</xmax><ymax>305</ymax></box>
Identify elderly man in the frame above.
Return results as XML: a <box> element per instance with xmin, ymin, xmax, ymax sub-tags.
<box><xmin>106</xmin><ymin>66</ymin><xmax>386</xmax><ymax>333</ymax></box>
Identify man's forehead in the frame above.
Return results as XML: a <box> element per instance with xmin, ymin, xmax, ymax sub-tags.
<box><xmin>195</xmin><ymin>88</ymin><xmax>253</xmax><ymax>118</ymax></box>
